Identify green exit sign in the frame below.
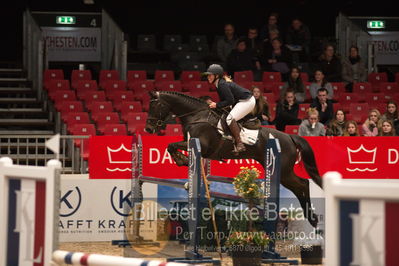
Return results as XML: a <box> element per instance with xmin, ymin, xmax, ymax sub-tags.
<box><xmin>367</xmin><ymin>20</ymin><xmax>385</xmax><ymax>29</ymax></box>
<box><xmin>56</xmin><ymin>16</ymin><xmax>76</xmax><ymax>25</ymax></box>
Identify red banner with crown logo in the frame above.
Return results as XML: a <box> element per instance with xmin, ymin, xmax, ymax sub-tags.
<box><xmin>89</xmin><ymin>136</ymin><xmax>399</xmax><ymax>179</ymax></box>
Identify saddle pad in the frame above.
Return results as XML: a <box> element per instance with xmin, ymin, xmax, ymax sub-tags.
<box><xmin>217</xmin><ymin>123</ymin><xmax>259</xmax><ymax>145</ymax></box>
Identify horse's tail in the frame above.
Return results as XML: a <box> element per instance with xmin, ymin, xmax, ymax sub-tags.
<box><xmin>289</xmin><ymin>134</ymin><xmax>323</xmax><ymax>188</ymax></box>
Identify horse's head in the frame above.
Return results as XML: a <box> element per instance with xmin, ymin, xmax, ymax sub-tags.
<box><xmin>145</xmin><ymin>91</ymin><xmax>171</xmax><ymax>134</ymax></box>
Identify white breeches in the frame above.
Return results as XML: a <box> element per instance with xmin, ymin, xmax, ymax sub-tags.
<box><xmin>226</xmin><ymin>96</ymin><xmax>256</xmax><ymax>125</ymax></box>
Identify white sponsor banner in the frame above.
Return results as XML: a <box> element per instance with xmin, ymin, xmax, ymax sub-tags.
<box><xmin>370</xmin><ymin>31</ymin><xmax>399</xmax><ymax>65</ymax></box>
<box><xmin>42</xmin><ymin>27</ymin><xmax>101</xmax><ymax>62</ymax></box>
<box><xmin>59</xmin><ymin>175</ymin><xmax>157</xmax><ymax>242</ymax></box>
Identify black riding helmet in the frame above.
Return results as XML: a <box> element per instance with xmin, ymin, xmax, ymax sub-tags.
<box><xmin>203</xmin><ymin>64</ymin><xmax>224</xmax><ymax>76</ymax></box>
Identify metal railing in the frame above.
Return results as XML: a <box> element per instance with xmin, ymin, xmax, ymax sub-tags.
<box><xmin>0</xmin><ymin>135</ymin><xmax>89</xmax><ymax>174</ymax></box>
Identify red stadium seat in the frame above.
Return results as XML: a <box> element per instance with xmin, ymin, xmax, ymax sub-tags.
<box><xmin>127</xmin><ymin>70</ymin><xmax>147</xmax><ymax>83</ymax></box>
<box><xmin>298</xmin><ymin>103</ymin><xmax>310</xmax><ymax>119</ymax></box>
<box><xmin>263</xmin><ymin>93</ymin><xmax>276</xmax><ymax>104</ymax></box>
<box><xmin>44</xmin><ymin>69</ymin><xmax>64</xmax><ymax>88</ymax></box>
<box><xmin>164</xmin><ymin>124</ymin><xmax>184</xmax><ymax>136</ymax></box>
<box><xmin>50</xmin><ymin>90</ymin><xmax>77</xmax><ymax>103</ymax></box>
<box><xmin>127</xmin><ymin>122</ymin><xmax>151</xmax><ymax>136</ymax></box>
<box><xmin>262</xmin><ymin>72</ymin><xmax>282</xmax><ymax>83</ymax></box>
<box><xmin>155</xmin><ymin>81</ymin><xmax>182</xmax><ymax>91</ymax></box>
<box><xmin>103</xmin><ymin>123</ymin><xmax>128</xmax><ymax>136</ymax></box>
<box><xmin>126</xmin><ymin>112</ymin><xmax>148</xmax><ymax>124</ymax></box>
<box><xmin>128</xmin><ymin>80</ymin><xmax>155</xmax><ymax>93</ymax></box>
<box><xmin>180</xmin><ymin>71</ymin><xmax>201</xmax><ymax>87</ymax></box>
<box><xmin>184</xmin><ymin>81</ymin><xmax>210</xmax><ymax>93</ymax></box>
<box><xmin>338</xmin><ymin>93</ymin><xmax>361</xmax><ymax>112</ymax></box>
<box><xmin>353</xmin><ymin>82</ymin><xmax>372</xmax><ymax>94</ymax></box>
<box><xmin>264</xmin><ymin>82</ymin><xmax>284</xmax><ymax>96</ymax></box>
<box><xmin>368</xmin><ymin>72</ymin><xmax>388</xmax><ymax>92</ymax></box>
<box><xmin>107</xmin><ymin>90</ymin><xmax>135</xmax><ymax>111</ymax></box>
<box><xmin>75</xmin><ymin>80</ymin><xmax>99</xmax><ymax>99</ymax></box>
<box><xmin>63</xmin><ymin>112</ymin><xmax>90</xmax><ymax>126</ymax></box>
<box><xmin>81</xmin><ymin>91</ymin><xmax>107</xmax><ymax>110</ymax></box>
<box><xmin>234</xmin><ymin>71</ymin><xmax>254</xmax><ymax>83</ymax></box>
<box><xmin>87</xmin><ymin>101</ymin><xmax>113</xmax><ymax>114</ymax></box>
<box><xmin>71</xmin><ymin>70</ymin><xmax>92</xmax><ymax>89</ymax></box>
<box><xmin>379</xmin><ymin>82</ymin><xmax>398</xmax><ymax>94</ymax></box>
<box><xmin>374</xmin><ymin>102</ymin><xmax>387</xmax><ymax>114</ymax></box>
<box><xmin>120</xmin><ymin>101</ymin><xmax>144</xmax><ymax>122</ymax></box>
<box><xmin>333</xmin><ymin>103</ymin><xmax>343</xmax><ymax>113</ymax></box>
<box><xmin>154</xmin><ymin>70</ymin><xmax>174</xmax><ymax>82</ymax></box>
<box><xmin>68</xmin><ymin>123</ymin><xmax>96</xmax><ymax>159</ymax></box>
<box><xmin>92</xmin><ymin>112</ymin><xmax>121</xmax><ymax>134</ymax></box>
<box><xmin>45</xmin><ymin>79</ymin><xmax>70</xmax><ymax>93</ymax></box>
<box><xmin>99</xmin><ymin>70</ymin><xmax>120</xmax><ymax>88</ymax></box>
<box><xmin>364</xmin><ymin>93</ymin><xmax>386</xmax><ymax>105</ymax></box>
<box><xmin>349</xmin><ymin>103</ymin><xmax>369</xmax><ymax>116</ymax></box>
<box><xmin>285</xmin><ymin>125</ymin><xmax>300</xmax><ymax>134</ymax></box>
<box><xmin>55</xmin><ymin>100</ymin><xmax>84</xmax><ymax>115</ymax></box>
<box><xmin>300</xmin><ymin>72</ymin><xmax>309</xmax><ymax>82</ymax></box>
<box><xmin>102</xmin><ymin>80</ymin><xmax>127</xmax><ymax>92</ymax></box>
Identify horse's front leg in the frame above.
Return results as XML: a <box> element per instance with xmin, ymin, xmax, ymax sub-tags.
<box><xmin>167</xmin><ymin>141</ymin><xmax>188</xmax><ymax>166</ymax></box>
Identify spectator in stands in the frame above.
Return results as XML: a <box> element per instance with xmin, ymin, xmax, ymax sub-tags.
<box><xmin>245</xmin><ymin>26</ymin><xmax>263</xmax><ymax>60</ymax></box>
<box><xmin>378</xmin><ymin>119</ymin><xmax>396</xmax><ymax>136</ymax></box>
<box><xmin>226</xmin><ymin>38</ymin><xmax>261</xmax><ymax>79</ymax></box>
<box><xmin>217</xmin><ymin>23</ymin><xmax>238</xmax><ymax>65</ymax></box>
<box><xmin>262</xmin><ymin>38</ymin><xmax>292</xmax><ymax>80</ymax></box>
<box><xmin>309</xmin><ymin>70</ymin><xmax>333</xmax><ymax>100</ymax></box>
<box><xmin>250</xmin><ymin>86</ymin><xmax>270</xmax><ymax>125</ymax></box>
<box><xmin>274</xmin><ymin>90</ymin><xmax>301</xmax><ymax>131</ymax></box>
<box><xmin>281</xmin><ymin>66</ymin><xmax>306</xmax><ymax>103</ymax></box>
<box><xmin>285</xmin><ymin>18</ymin><xmax>311</xmax><ymax>62</ymax></box>
<box><xmin>318</xmin><ymin>44</ymin><xmax>342</xmax><ymax>82</ymax></box>
<box><xmin>381</xmin><ymin>101</ymin><xmax>399</xmax><ymax>134</ymax></box>
<box><xmin>361</xmin><ymin>109</ymin><xmax>381</xmax><ymax>136</ymax></box>
<box><xmin>341</xmin><ymin>45</ymin><xmax>367</xmax><ymax>92</ymax></box>
<box><xmin>262</xmin><ymin>28</ymin><xmax>280</xmax><ymax>53</ymax></box>
<box><xmin>326</xmin><ymin>109</ymin><xmax>346</xmax><ymax>136</ymax></box>
<box><xmin>199</xmin><ymin>95</ymin><xmax>213</xmax><ymax>105</ymax></box>
<box><xmin>310</xmin><ymin>88</ymin><xmax>334</xmax><ymax>125</ymax></box>
<box><xmin>298</xmin><ymin>108</ymin><xmax>326</xmax><ymax>136</ymax></box>
<box><xmin>343</xmin><ymin>120</ymin><xmax>360</xmax><ymax>136</ymax></box>
<box><xmin>260</xmin><ymin>12</ymin><xmax>281</xmax><ymax>42</ymax></box>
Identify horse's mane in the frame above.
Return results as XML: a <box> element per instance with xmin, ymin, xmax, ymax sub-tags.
<box><xmin>159</xmin><ymin>91</ymin><xmax>209</xmax><ymax>107</ymax></box>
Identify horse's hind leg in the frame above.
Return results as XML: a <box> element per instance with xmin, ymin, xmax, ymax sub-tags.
<box><xmin>282</xmin><ymin>174</ymin><xmax>319</xmax><ymax>228</ymax></box>
<box><xmin>167</xmin><ymin>141</ymin><xmax>188</xmax><ymax>166</ymax></box>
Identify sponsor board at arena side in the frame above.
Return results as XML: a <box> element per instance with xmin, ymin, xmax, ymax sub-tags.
<box><xmin>58</xmin><ymin>178</ymin><xmax>156</xmax><ymax>242</ymax></box>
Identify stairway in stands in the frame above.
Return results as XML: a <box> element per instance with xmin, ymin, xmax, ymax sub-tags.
<box><xmin>0</xmin><ymin>62</ymin><xmax>55</xmax><ymax>135</ymax></box>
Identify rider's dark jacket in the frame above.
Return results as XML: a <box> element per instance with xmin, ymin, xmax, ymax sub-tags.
<box><xmin>216</xmin><ymin>78</ymin><xmax>252</xmax><ymax>108</ymax></box>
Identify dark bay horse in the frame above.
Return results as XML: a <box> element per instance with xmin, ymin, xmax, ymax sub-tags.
<box><xmin>145</xmin><ymin>91</ymin><xmax>322</xmax><ymax>227</ymax></box>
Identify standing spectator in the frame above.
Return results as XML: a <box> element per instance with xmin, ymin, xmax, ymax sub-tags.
<box><xmin>310</xmin><ymin>88</ymin><xmax>334</xmax><ymax>125</ymax></box>
<box><xmin>226</xmin><ymin>38</ymin><xmax>261</xmax><ymax>78</ymax></box>
<box><xmin>318</xmin><ymin>44</ymin><xmax>342</xmax><ymax>82</ymax></box>
<box><xmin>245</xmin><ymin>26</ymin><xmax>263</xmax><ymax>60</ymax></box>
<box><xmin>341</xmin><ymin>45</ymin><xmax>367</xmax><ymax>92</ymax></box>
<box><xmin>381</xmin><ymin>101</ymin><xmax>399</xmax><ymax>133</ymax></box>
<box><xmin>378</xmin><ymin>120</ymin><xmax>396</xmax><ymax>136</ymax></box>
<box><xmin>285</xmin><ymin>18</ymin><xmax>311</xmax><ymax>62</ymax></box>
<box><xmin>343</xmin><ymin>120</ymin><xmax>360</xmax><ymax>136</ymax></box>
<box><xmin>326</xmin><ymin>109</ymin><xmax>346</xmax><ymax>136</ymax></box>
<box><xmin>260</xmin><ymin>12</ymin><xmax>281</xmax><ymax>42</ymax></box>
<box><xmin>298</xmin><ymin>108</ymin><xmax>326</xmax><ymax>136</ymax></box>
<box><xmin>274</xmin><ymin>90</ymin><xmax>301</xmax><ymax>131</ymax></box>
<box><xmin>262</xmin><ymin>38</ymin><xmax>292</xmax><ymax>80</ymax></box>
<box><xmin>216</xmin><ymin>23</ymin><xmax>238</xmax><ymax>65</ymax></box>
<box><xmin>282</xmin><ymin>66</ymin><xmax>306</xmax><ymax>103</ymax></box>
<box><xmin>250</xmin><ymin>86</ymin><xmax>270</xmax><ymax>125</ymax></box>
<box><xmin>361</xmin><ymin>109</ymin><xmax>381</xmax><ymax>136</ymax></box>
<box><xmin>309</xmin><ymin>70</ymin><xmax>334</xmax><ymax>100</ymax></box>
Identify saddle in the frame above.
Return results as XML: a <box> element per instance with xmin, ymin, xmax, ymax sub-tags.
<box><xmin>219</xmin><ymin>113</ymin><xmax>262</xmax><ymax>134</ymax></box>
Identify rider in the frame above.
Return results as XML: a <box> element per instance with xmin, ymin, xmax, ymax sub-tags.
<box><xmin>204</xmin><ymin>64</ymin><xmax>256</xmax><ymax>152</ymax></box>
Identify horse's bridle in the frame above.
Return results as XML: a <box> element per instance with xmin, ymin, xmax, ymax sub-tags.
<box><xmin>146</xmin><ymin>98</ymin><xmax>170</xmax><ymax>132</ymax></box>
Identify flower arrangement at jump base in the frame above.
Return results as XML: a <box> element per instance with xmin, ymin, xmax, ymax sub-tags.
<box><xmin>225</xmin><ymin>166</ymin><xmax>270</xmax><ymax>266</ymax></box>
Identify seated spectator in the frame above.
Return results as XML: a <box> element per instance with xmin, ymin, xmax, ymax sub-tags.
<box><xmin>285</xmin><ymin>18</ymin><xmax>311</xmax><ymax>62</ymax></box>
<box><xmin>298</xmin><ymin>108</ymin><xmax>326</xmax><ymax>136</ymax></box>
<box><xmin>281</xmin><ymin>66</ymin><xmax>306</xmax><ymax>103</ymax></box>
<box><xmin>274</xmin><ymin>90</ymin><xmax>301</xmax><ymax>131</ymax></box>
<box><xmin>199</xmin><ymin>95</ymin><xmax>213</xmax><ymax>105</ymax></box>
<box><xmin>262</xmin><ymin>38</ymin><xmax>292</xmax><ymax>80</ymax></box>
<box><xmin>378</xmin><ymin>119</ymin><xmax>396</xmax><ymax>136</ymax></box>
<box><xmin>326</xmin><ymin>109</ymin><xmax>346</xmax><ymax>136</ymax></box>
<box><xmin>309</xmin><ymin>70</ymin><xmax>334</xmax><ymax>100</ymax></box>
<box><xmin>317</xmin><ymin>44</ymin><xmax>342</xmax><ymax>82</ymax></box>
<box><xmin>341</xmin><ymin>45</ymin><xmax>367</xmax><ymax>92</ymax></box>
<box><xmin>250</xmin><ymin>86</ymin><xmax>270</xmax><ymax>125</ymax></box>
<box><xmin>217</xmin><ymin>23</ymin><xmax>238</xmax><ymax>65</ymax></box>
<box><xmin>310</xmin><ymin>88</ymin><xmax>334</xmax><ymax>125</ymax></box>
<box><xmin>245</xmin><ymin>26</ymin><xmax>263</xmax><ymax>60</ymax></box>
<box><xmin>263</xmin><ymin>28</ymin><xmax>280</xmax><ymax>53</ymax></box>
<box><xmin>260</xmin><ymin>12</ymin><xmax>282</xmax><ymax>41</ymax></box>
<box><xmin>226</xmin><ymin>38</ymin><xmax>261</xmax><ymax>78</ymax></box>
<box><xmin>381</xmin><ymin>101</ymin><xmax>399</xmax><ymax>134</ymax></box>
<box><xmin>361</xmin><ymin>109</ymin><xmax>381</xmax><ymax>136</ymax></box>
<box><xmin>343</xmin><ymin>120</ymin><xmax>360</xmax><ymax>136</ymax></box>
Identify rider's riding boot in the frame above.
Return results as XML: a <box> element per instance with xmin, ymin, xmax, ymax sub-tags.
<box><xmin>229</xmin><ymin>119</ymin><xmax>246</xmax><ymax>153</ymax></box>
